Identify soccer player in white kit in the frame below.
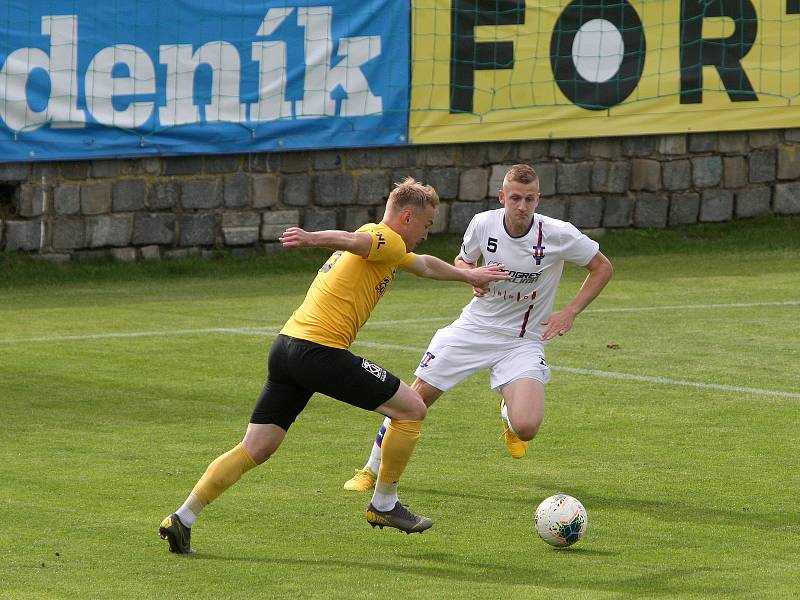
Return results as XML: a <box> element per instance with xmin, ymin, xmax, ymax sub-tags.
<box><xmin>344</xmin><ymin>164</ymin><xmax>613</xmax><ymax>491</ymax></box>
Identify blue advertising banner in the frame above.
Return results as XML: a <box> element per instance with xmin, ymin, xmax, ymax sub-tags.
<box><xmin>0</xmin><ymin>0</ymin><xmax>410</xmax><ymax>161</ymax></box>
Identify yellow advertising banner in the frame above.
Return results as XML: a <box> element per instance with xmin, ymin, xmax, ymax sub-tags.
<box><xmin>409</xmin><ymin>0</ymin><xmax>800</xmax><ymax>143</ymax></box>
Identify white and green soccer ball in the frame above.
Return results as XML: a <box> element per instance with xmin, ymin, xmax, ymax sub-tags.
<box><xmin>534</xmin><ymin>494</ymin><xmax>588</xmax><ymax>547</ymax></box>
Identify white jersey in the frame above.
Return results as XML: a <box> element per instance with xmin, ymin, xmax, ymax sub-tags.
<box><xmin>456</xmin><ymin>209</ymin><xmax>599</xmax><ymax>341</ymax></box>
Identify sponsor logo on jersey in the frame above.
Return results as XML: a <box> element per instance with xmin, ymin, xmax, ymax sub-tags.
<box><xmin>419</xmin><ymin>351</ymin><xmax>435</xmax><ymax>368</ymax></box>
<box><xmin>376</xmin><ymin>232</ymin><xmax>386</xmax><ymax>249</ymax></box>
<box><xmin>362</xmin><ymin>359</ymin><xmax>388</xmax><ymax>381</ymax></box>
<box><xmin>375</xmin><ymin>276</ymin><xmax>391</xmax><ymax>296</ymax></box>
<box><xmin>487</xmin><ymin>260</ymin><xmax>541</xmax><ymax>284</ymax></box>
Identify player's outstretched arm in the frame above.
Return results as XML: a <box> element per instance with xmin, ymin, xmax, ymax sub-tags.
<box><xmin>279</xmin><ymin>227</ymin><xmax>372</xmax><ymax>257</ymax></box>
<box><xmin>541</xmin><ymin>251</ymin><xmax>613</xmax><ymax>341</ymax></box>
<box><xmin>403</xmin><ymin>254</ymin><xmax>509</xmax><ymax>287</ymax></box>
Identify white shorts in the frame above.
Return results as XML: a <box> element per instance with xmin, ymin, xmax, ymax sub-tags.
<box><xmin>413</xmin><ymin>322</ymin><xmax>551</xmax><ymax>393</ymax></box>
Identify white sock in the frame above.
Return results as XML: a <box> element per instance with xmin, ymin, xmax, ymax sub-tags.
<box><xmin>175</xmin><ymin>505</ymin><xmax>197</xmax><ymax>528</ymax></box>
<box><xmin>501</xmin><ymin>402</ymin><xmax>518</xmax><ymax>435</ymax></box>
<box><xmin>364</xmin><ymin>417</ymin><xmax>391</xmax><ymax>475</ymax></box>
<box><xmin>370</xmin><ymin>481</ymin><xmax>398</xmax><ymax>512</ymax></box>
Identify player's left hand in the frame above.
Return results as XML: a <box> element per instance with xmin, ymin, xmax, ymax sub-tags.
<box><xmin>279</xmin><ymin>227</ymin><xmax>313</xmax><ymax>248</ymax></box>
<box><xmin>540</xmin><ymin>310</ymin><xmax>576</xmax><ymax>341</ymax></box>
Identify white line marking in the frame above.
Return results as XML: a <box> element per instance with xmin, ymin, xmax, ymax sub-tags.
<box><xmin>2</xmin><ymin>300</ymin><xmax>799</xmax><ymax>399</ymax></box>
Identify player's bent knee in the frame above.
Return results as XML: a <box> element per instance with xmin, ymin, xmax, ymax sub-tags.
<box><xmin>514</xmin><ymin>420</ymin><xmax>542</xmax><ymax>441</ymax></box>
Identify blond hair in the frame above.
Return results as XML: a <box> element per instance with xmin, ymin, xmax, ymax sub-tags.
<box><xmin>503</xmin><ymin>164</ymin><xmax>538</xmax><ymax>186</ymax></box>
<box><xmin>386</xmin><ymin>177</ymin><xmax>439</xmax><ymax>213</ymax></box>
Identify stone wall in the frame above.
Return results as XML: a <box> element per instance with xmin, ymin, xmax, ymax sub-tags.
<box><xmin>1</xmin><ymin>128</ymin><xmax>798</xmax><ymax>261</ymax></box>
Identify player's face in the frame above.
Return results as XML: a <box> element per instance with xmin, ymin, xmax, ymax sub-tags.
<box><xmin>403</xmin><ymin>205</ymin><xmax>437</xmax><ymax>251</ymax></box>
<box><xmin>499</xmin><ymin>179</ymin><xmax>540</xmax><ymax>234</ymax></box>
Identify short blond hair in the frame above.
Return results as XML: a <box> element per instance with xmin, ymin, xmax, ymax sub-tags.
<box><xmin>503</xmin><ymin>164</ymin><xmax>538</xmax><ymax>186</ymax></box>
<box><xmin>386</xmin><ymin>177</ymin><xmax>439</xmax><ymax>213</ymax></box>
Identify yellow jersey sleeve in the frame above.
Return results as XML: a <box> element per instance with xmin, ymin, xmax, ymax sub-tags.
<box><xmin>280</xmin><ymin>223</ymin><xmax>416</xmax><ymax>348</ymax></box>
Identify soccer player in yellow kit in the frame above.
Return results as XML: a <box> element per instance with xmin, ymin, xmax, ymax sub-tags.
<box><xmin>159</xmin><ymin>178</ymin><xmax>509</xmax><ymax>554</ymax></box>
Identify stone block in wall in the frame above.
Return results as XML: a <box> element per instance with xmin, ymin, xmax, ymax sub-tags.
<box><xmin>748</xmin><ymin>149</ymin><xmax>776</xmax><ymax>183</ymax></box>
<box><xmin>81</xmin><ymin>183</ymin><xmax>113</xmax><ymax>215</ymax></box>
<box><xmin>633</xmin><ymin>193</ymin><xmax>669</xmax><ymax>228</ymax></box>
<box><xmin>343</xmin><ymin>207</ymin><xmax>372</xmax><ymax>232</ymax></box>
<box><xmin>142</xmin><ymin>158</ymin><xmax>162</xmax><ymax>176</ymax></box>
<box><xmin>204</xmin><ymin>154</ymin><xmax>241</xmax><ymax>174</ymax></box>
<box><xmin>313</xmin><ymin>151</ymin><xmax>342</xmax><ymax>171</ymax></box>
<box><xmin>489</xmin><ymin>164</ymin><xmax>513</xmax><ymax>195</ymax></box>
<box><xmin>537</xmin><ymin>197</ymin><xmax>568</xmax><ymax>221</ymax></box>
<box><xmin>691</xmin><ymin>156</ymin><xmax>722</xmax><ymax>188</ymax></box>
<box><xmin>32</xmin><ymin>163</ymin><xmax>59</xmax><ymax>180</ymax></box>
<box><xmin>344</xmin><ymin>149</ymin><xmax>380</xmax><ymax>169</ymax></box>
<box><xmin>622</xmin><ymin>136</ymin><xmax>656</xmax><ymax>157</ymax></box>
<box><xmin>535</xmin><ymin>163</ymin><xmax>556</xmax><ymax>197</ymax></box>
<box><xmin>662</xmin><ymin>160</ymin><xmax>691</xmax><ymax>191</ymax></box>
<box><xmin>569</xmin><ymin>196</ymin><xmax>603</xmax><ymax>228</ymax></box>
<box><xmin>0</xmin><ymin>163</ymin><xmax>28</xmax><ymax>181</ymax></box>
<box><xmin>261</xmin><ymin>209</ymin><xmax>301</xmax><ymax>240</ymax></box>
<box><xmin>224</xmin><ymin>173</ymin><xmax>251</xmax><ymax>208</ymax></box>
<box><xmin>591</xmin><ymin>161</ymin><xmax>629</xmax><ymax>193</ymax></box>
<box><xmin>718</xmin><ymin>131</ymin><xmax>748</xmax><ymax>154</ymax></box>
<box><xmin>735</xmin><ymin>187</ymin><xmax>772</xmax><ymax>218</ymax></box>
<box><xmin>282</xmin><ymin>175</ymin><xmax>311</xmax><ymax>206</ymax></box>
<box><xmin>427</xmin><ymin>168</ymin><xmax>458</xmax><ymax>200</ymax></box>
<box><xmin>180</xmin><ymin>213</ymin><xmax>217</xmax><ymax>246</ymax></box>
<box><xmin>630</xmin><ymin>159</ymin><xmax>661</xmax><ymax>191</ymax></box>
<box><xmin>164</xmin><ymin>156</ymin><xmax>203</xmax><ymax>176</ymax></box>
<box><xmin>112</xmin><ymin>180</ymin><xmax>146</xmax><ymax>212</ymax></box>
<box><xmin>118</xmin><ymin>160</ymin><xmax>143</xmax><ymax>176</ymax></box>
<box><xmin>424</xmin><ymin>145</ymin><xmax>457</xmax><ymax>166</ymax></box>
<box><xmin>603</xmin><ymin>196</ymin><xmax>634</xmax><ymax>227</ymax></box>
<box><xmin>5</xmin><ymin>220</ymin><xmax>42</xmax><ymax>251</ymax></box>
<box><xmin>567</xmin><ymin>139</ymin><xmax>591</xmax><ymax>160</ymax></box>
<box><xmin>315</xmin><ymin>173</ymin><xmax>354</xmax><ymax>206</ymax></box>
<box><xmin>246</xmin><ymin>153</ymin><xmax>280</xmax><ymax>173</ymax></box>
<box><xmin>487</xmin><ymin>143</ymin><xmax>513</xmax><ymax>164</ymax></box>
<box><xmin>252</xmin><ymin>175</ymin><xmax>280</xmax><ymax>208</ymax></box>
<box><xmin>148</xmin><ymin>181</ymin><xmax>180</xmax><ymax>210</ymax></box>
<box><xmin>303</xmin><ymin>209</ymin><xmax>337</xmax><ymax>231</ymax></box>
<box><xmin>590</xmin><ymin>138</ymin><xmax>622</xmax><ymax>159</ymax></box>
<box><xmin>549</xmin><ymin>140</ymin><xmax>568</xmax><ymax>158</ymax></box>
<box><xmin>182</xmin><ymin>179</ymin><xmax>222</xmax><ymax>209</ymax></box>
<box><xmin>91</xmin><ymin>160</ymin><xmax>119</xmax><ymax>178</ymax></box>
<box><xmin>356</xmin><ymin>172</ymin><xmax>388</xmax><ymax>205</ymax></box>
<box><xmin>459</xmin><ymin>169</ymin><xmax>488</xmax><ymax>200</ymax></box>
<box><xmin>380</xmin><ymin>148</ymin><xmax>417</xmax><ymax>168</ymax></box>
<box><xmin>431</xmin><ymin>202</ymin><xmax>449</xmax><ymax>234</ymax></box>
<box><xmin>61</xmin><ymin>161</ymin><xmax>90</xmax><ymax>180</ymax></box>
<box><xmin>459</xmin><ymin>144</ymin><xmax>487</xmax><ymax>166</ymax></box>
<box><xmin>723</xmin><ymin>156</ymin><xmax>748</xmax><ymax>188</ymax></box>
<box><xmin>52</xmin><ymin>218</ymin><xmax>85</xmax><ymax>250</ymax></box>
<box><xmin>87</xmin><ymin>215</ymin><xmax>132</xmax><ymax>247</ymax></box>
<box><xmin>222</xmin><ymin>211</ymin><xmax>260</xmax><ymax>245</ymax></box>
<box><xmin>449</xmin><ymin>201</ymin><xmax>487</xmax><ymax>233</ymax></box>
<box><xmin>518</xmin><ymin>140</ymin><xmax>548</xmax><ymax>160</ymax></box>
<box><xmin>775</xmin><ymin>182</ymin><xmax>800</xmax><ymax>214</ymax></box>
<box><xmin>280</xmin><ymin>152</ymin><xmax>310</xmax><ymax>173</ymax></box>
<box><xmin>669</xmin><ymin>193</ymin><xmax>700</xmax><ymax>225</ymax></box>
<box><xmin>688</xmin><ymin>133</ymin><xmax>717</xmax><ymax>153</ymax></box>
<box><xmin>777</xmin><ymin>145</ymin><xmax>800</xmax><ymax>180</ymax></box>
<box><xmin>749</xmin><ymin>130</ymin><xmax>780</xmax><ymax>148</ymax></box>
<box><xmin>141</xmin><ymin>245</ymin><xmax>161</xmax><ymax>261</ymax></box>
<box><xmin>133</xmin><ymin>213</ymin><xmax>176</xmax><ymax>245</ymax></box>
<box><xmin>111</xmin><ymin>247</ymin><xmax>137</xmax><ymax>262</ymax></box>
<box><xmin>786</xmin><ymin>129</ymin><xmax>800</xmax><ymax>142</ymax></box>
<box><xmin>18</xmin><ymin>184</ymin><xmax>49</xmax><ymax>217</ymax></box>
<box><xmin>699</xmin><ymin>189</ymin><xmax>734</xmax><ymax>222</ymax></box>
<box><xmin>658</xmin><ymin>134</ymin><xmax>687</xmax><ymax>155</ymax></box>
<box><xmin>557</xmin><ymin>162</ymin><xmax>592</xmax><ymax>194</ymax></box>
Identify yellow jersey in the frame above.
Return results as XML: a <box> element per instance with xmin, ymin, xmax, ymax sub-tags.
<box><xmin>280</xmin><ymin>223</ymin><xmax>417</xmax><ymax>349</ymax></box>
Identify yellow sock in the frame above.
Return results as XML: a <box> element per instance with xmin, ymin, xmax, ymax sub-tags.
<box><xmin>191</xmin><ymin>443</ymin><xmax>257</xmax><ymax>507</ymax></box>
<box><xmin>377</xmin><ymin>419</ymin><xmax>422</xmax><ymax>484</ymax></box>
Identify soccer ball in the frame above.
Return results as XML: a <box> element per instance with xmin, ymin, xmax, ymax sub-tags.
<box><xmin>534</xmin><ymin>494</ymin><xmax>588</xmax><ymax>547</ymax></box>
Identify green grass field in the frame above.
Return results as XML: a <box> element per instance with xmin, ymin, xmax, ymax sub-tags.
<box><xmin>1</xmin><ymin>217</ymin><xmax>799</xmax><ymax>599</ymax></box>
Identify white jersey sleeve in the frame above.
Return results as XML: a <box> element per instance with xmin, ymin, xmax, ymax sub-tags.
<box><xmin>559</xmin><ymin>222</ymin><xmax>600</xmax><ymax>266</ymax></box>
